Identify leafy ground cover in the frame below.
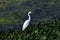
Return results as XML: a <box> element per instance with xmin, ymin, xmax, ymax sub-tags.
<box><xmin>0</xmin><ymin>19</ymin><xmax>60</xmax><ymax>40</ymax></box>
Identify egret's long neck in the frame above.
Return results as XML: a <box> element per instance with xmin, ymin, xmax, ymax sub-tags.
<box><xmin>28</xmin><ymin>13</ymin><xmax>31</xmax><ymax>21</ymax></box>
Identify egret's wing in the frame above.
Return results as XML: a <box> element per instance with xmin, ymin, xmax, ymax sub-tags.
<box><xmin>22</xmin><ymin>20</ymin><xmax>30</xmax><ymax>30</ymax></box>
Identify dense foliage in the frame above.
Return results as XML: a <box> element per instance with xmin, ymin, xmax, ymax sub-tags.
<box><xmin>0</xmin><ymin>0</ymin><xmax>60</xmax><ymax>24</ymax></box>
<box><xmin>0</xmin><ymin>19</ymin><xmax>60</xmax><ymax>40</ymax></box>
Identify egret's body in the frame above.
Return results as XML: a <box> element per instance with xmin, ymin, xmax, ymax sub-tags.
<box><xmin>22</xmin><ymin>11</ymin><xmax>32</xmax><ymax>31</ymax></box>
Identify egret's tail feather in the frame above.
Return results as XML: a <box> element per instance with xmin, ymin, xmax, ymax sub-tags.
<box><xmin>22</xmin><ymin>28</ymin><xmax>24</xmax><ymax>31</ymax></box>
<box><xmin>22</xmin><ymin>27</ymin><xmax>26</xmax><ymax>31</ymax></box>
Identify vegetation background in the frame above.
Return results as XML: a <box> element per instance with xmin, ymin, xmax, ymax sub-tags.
<box><xmin>0</xmin><ymin>0</ymin><xmax>60</xmax><ymax>40</ymax></box>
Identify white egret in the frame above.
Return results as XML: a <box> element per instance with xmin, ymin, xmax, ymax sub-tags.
<box><xmin>22</xmin><ymin>11</ymin><xmax>32</xmax><ymax>31</ymax></box>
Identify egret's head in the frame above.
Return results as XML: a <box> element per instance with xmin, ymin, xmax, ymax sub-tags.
<box><xmin>28</xmin><ymin>11</ymin><xmax>32</xmax><ymax>14</ymax></box>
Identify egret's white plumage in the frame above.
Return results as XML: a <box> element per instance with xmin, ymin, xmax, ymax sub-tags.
<box><xmin>22</xmin><ymin>11</ymin><xmax>32</xmax><ymax>31</ymax></box>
